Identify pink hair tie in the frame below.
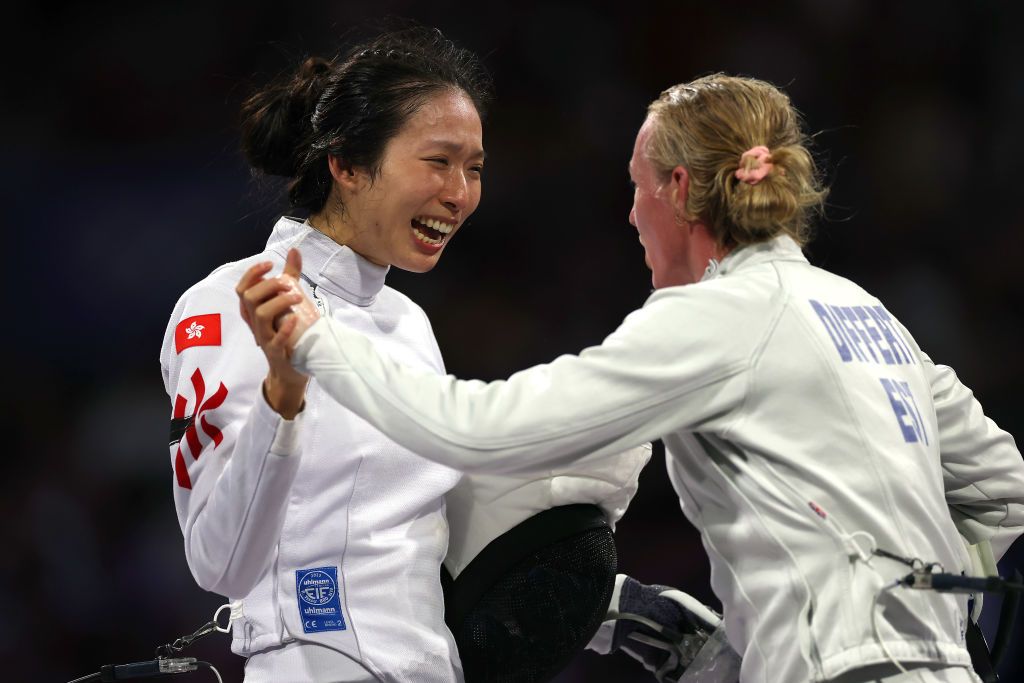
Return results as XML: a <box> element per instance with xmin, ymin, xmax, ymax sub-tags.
<box><xmin>734</xmin><ymin>145</ymin><xmax>774</xmax><ymax>185</ymax></box>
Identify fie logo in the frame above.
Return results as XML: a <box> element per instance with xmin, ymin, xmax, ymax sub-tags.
<box><xmin>295</xmin><ymin>566</ymin><xmax>346</xmax><ymax>633</ymax></box>
<box><xmin>298</xmin><ymin>570</ymin><xmax>337</xmax><ymax>606</ymax></box>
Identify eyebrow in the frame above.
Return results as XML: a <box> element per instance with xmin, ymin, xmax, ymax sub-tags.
<box><xmin>422</xmin><ymin>139</ymin><xmax>487</xmax><ymax>160</ymax></box>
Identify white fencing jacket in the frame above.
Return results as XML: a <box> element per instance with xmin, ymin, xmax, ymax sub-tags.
<box><xmin>292</xmin><ymin>235</ymin><xmax>1024</xmax><ymax>683</ymax></box>
<box><xmin>161</xmin><ymin>217</ymin><xmax>650</xmax><ymax>680</ymax></box>
<box><xmin>444</xmin><ymin>444</ymin><xmax>650</xmax><ymax>578</ymax></box>
<box><xmin>161</xmin><ymin>218</ymin><xmax>464</xmax><ymax>681</ymax></box>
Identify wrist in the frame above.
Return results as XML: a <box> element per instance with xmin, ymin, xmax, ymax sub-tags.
<box><xmin>263</xmin><ymin>373</ymin><xmax>308</xmax><ymax>420</ymax></box>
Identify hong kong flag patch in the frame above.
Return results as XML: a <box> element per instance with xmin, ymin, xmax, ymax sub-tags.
<box><xmin>175</xmin><ymin>314</ymin><xmax>222</xmax><ymax>353</ymax></box>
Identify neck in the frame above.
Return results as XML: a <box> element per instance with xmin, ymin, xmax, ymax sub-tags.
<box><xmin>308</xmin><ymin>209</ymin><xmax>389</xmax><ymax>267</ymax></box>
<box><xmin>308</xmin><ymin>210</ymin><xmax>352</xmax><ymax>247</ymax></box>
<box><xmin>686</xmin><ymin>223</ymin><xmax>733</xmax><ymax>282</ymax></box>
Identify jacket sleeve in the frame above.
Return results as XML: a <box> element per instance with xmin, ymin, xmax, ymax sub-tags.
<box><xmin>924</xmin><ymin>358</ymin><xmax>1024</xmax><ymax>560</ymax></box>
<box><xmin>160</xmin><ymin>277</ymin><xmax>304</xmax><ymax>597</ymax></box>
<box><xmin>292</xmin><ymin>287</ymin><xmax>755</xmax><ymax>474</ymax></box>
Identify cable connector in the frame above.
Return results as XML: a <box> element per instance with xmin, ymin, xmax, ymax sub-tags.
<box><xmin>98</xmin><ymin>658</ymin><xmax>197</xmax><ymax>681</ymax></box>
<box><xmin>900</xmin><ymin>571</ymin><xmax>1006</xmax><ymax>594</ymax></box>
<box><xmin>158</xmin><ymin>658</ymin><xmax>200</xmax><ymax>674</ymax></box>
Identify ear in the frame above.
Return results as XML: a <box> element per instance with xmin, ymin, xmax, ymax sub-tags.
<box><xmin>327</xmin><ymin>155</ymin><xmax>363</xmax><ymax>193</ymax></box>
<box><xmin>670</xmin><ymin>165</ymin><xmax>690</xmax><ymax>217</ymax></box>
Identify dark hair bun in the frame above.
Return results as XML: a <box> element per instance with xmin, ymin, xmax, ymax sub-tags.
<box><xmin>240</xmin><ymin>56</ymin><xmax>333</xmax><ymax>178</ymax></box>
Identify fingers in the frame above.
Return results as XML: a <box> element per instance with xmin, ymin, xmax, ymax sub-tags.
<box><xmin>268</xmin><ymin>314</ymin><xmax>298</xmax><ymax>357</ymax></box>
<box><xmin>283</xmin><ymin>248</ymin><xmax>302</xmax><ymax>280</ymax></box>
<box><xmin>237</xmin><ymin>261</ymin><xmax>274</xmax><ymax>329</ymax></box>
<box><xmin>254</xmin><ymin>291</ymin><xmax>302</xmax><ymax>341</ymax></box>
<box><xmin>235</xmin><ymin>253</ymin><xmax>310</xmax><ymax>345</ymax></box>
<box><xmin>237</xmin><ymin>261</ymin><xmax>273</xmax><ymax>297</ymax></box>
<box><xmin>283</xmin><ymin>285</ymin><xmax>321</xmax><ymax>348</ymax></box>
<box><xmin>244</xmin><ymin>276</ymin><xmax>294</xmax><ymax>306</ymax></box>
<box><xmin>241</xmin><ymin>277</ymin><xmax>295</xmax><ymax>331</ymax></box>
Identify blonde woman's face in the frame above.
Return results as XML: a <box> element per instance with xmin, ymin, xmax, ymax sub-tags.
<box><xmin>628</xmin><ymin>118</ymin><xmax>692</xmax><ymax>288</ymax></box>
<box><xmin>342</xmin><ymin>89</ymin><xmax>484</xmax><ymax>273</ymax></box>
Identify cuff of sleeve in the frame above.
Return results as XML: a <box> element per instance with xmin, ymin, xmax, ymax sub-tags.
<box><xmin>253</xmin><ymin>383</ymin><xmax>304</xmax><ymax>457</ymax></box>
<box><xmin>292</xmin><ymin>317</ymin><xmax>329</xmax><ymax>374</ymax></box>
<box><xmin>585</xmin><ymin>573</ymin><xmax>627</xmax><ymax>654</ymax></box>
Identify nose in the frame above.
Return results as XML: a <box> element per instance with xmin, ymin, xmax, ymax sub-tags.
<box><xmin>441</xmin><ymin>169</ymin><xmax>469</xmax><ymax>212</ymax></box>
<box><xmin>628</xmin><ymin>205</ymin><xmax>637</xmax><ymax>227</ymax></box>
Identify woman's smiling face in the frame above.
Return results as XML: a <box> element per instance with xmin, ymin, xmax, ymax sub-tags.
<box><xmin>337</xmin><ymin>88</ymin><xmax>484</xmax><ymax>273</ymax></box>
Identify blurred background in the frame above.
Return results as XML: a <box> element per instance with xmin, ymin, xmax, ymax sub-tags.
<box><xmin>6</xmin><ymin>0</ymin><xmax>1024</xmax><ymax>680</ymax></box>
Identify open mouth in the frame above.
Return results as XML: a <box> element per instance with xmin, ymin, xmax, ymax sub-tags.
<box><xmin>411</xmin><ymin>216</ymin><xmax>455</xmax><ymax>247</ymax></box>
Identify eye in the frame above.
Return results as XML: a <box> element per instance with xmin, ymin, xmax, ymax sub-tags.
<box><xmin>425</xmin><ymin>157</ymin><xmax>449</xmax><ymax>167</ymax></box>
<box><xmin>468</xmin><ymin>164</ymin><xmax>484</xmax><ymax>176</ymax></box>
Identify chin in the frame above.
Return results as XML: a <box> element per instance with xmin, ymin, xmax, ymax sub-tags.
<box><xmin>394</xmin><ymin>252</ymin><xmax>444</xmax><ymax>274</ymax></box>
<box><xmin>647</xmin><ymin>265</ymin><xmax>661</xmax><ymax>289</ymax></box>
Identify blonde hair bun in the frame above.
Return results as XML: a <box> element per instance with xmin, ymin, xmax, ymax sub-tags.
<box><xmin>646</xmin><ymin>74</ymin><xmax>827</xmax><ymax>248</ymax></box>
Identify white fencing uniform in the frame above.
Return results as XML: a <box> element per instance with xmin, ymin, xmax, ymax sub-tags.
<box><xmin>161</xmin><ymin>216</ymin><xmax>651</xmax><ymax>682</ymax></box>
<box><xmin>161</xmin><ymin>217</ymin><xmax>463</xmax><ymax>682</ymax></box>
<box><xmin>291</xmin><ymin>235</ymin><xmax>1024</xmax><ymax>683</ymax></box>
<box><xmin>444</xmin><ymin>444</ymin><xmax>650</xmax><ymax>578</ymax></box>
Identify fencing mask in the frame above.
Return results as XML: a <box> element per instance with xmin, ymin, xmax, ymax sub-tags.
<box><xmin>442</xmin><ymin>504</ymin><xmax>617</xmax><ymax>682</ymax></box>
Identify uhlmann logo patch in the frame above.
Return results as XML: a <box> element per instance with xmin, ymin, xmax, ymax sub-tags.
<box><xmin>295</xmin><ymin>567</ymin><xmax>347</xmax><ymax>633</ymax></box>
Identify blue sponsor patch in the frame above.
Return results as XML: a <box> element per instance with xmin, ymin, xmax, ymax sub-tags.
<box><xmin>295</xmin><ymin>566</ymin><xmax>347</xmax><ymax>633</ymax></box>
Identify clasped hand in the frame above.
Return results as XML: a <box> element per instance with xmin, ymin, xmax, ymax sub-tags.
<box><xmin>236</xmin><ymin>248</ymin><xmax>320</xmax><ymax>418</ymax></box>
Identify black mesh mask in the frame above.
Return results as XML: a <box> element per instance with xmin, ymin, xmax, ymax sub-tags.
<box><xmin>442</xmin><ymin>504</ymin><xmax>618</xmax><ymax>682</ymax></box>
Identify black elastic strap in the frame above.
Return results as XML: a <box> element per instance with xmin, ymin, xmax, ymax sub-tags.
<box><xmin>168</xmin><ymin>416</ymin><xmax>194</xmax><ymax>446</ymax></box>
<box><xmin>966</xmin><ymin>619</ymin><xmax>997</xmax><ymax>683</ymax></box>
<box><xmin>990</xmin><ymin>568</ymin><xmax>1022</xmax><ymax>671</ymax></box>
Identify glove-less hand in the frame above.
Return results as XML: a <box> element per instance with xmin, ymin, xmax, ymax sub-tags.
<box><xmin>236</xmin><ymin>248</ymin><xmax>320</xmax><ymax>418</ymax></box>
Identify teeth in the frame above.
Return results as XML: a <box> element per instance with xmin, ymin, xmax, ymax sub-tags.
<box><xmin>418</xmin><ymin>217</ymin><xmax>455</xmax><ymax>234</ymax></box>
<box><xmin>412</xmin><ymin>227</ymin><xmax>444</xmax><ymax>246</ymax></box>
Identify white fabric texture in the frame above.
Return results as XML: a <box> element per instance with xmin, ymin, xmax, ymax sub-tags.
<box><xmin>161</xmin><ymin>217</ymin><xmax>463</xmax><ymax>682</ymax></box>
<box><xmin>292</xmin><ymin>234</ymin><xmax>1024</xmax><ymax>683</ymax></box>
<box><xmin>244</xmin><ymin>640</ymin><xmax>378</xmax><ymax>682</ymax></box>
<box><xmin>444</xmin><ymin>444</ymin><xmax>651</xmax><ymax>578</ymax></box>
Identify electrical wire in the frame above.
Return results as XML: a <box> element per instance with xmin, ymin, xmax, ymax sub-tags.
<box><xmin>196</xmin><ymin>661</ymin><xmax>223</xmax><ymax>683</ymax></box>
<box><xmin>870</xmin><ymin>581</ymin><xmax>909</xmax><ymax>675</ymax></box>
<box><xmin>65</xmin><ymin>674</ymin><xmax>101</xmax><ymax>683</ymax></box>
<box><xmin>65</xmin><ymin>603</ymin><xmax>233</xmax><ymax>683</ymax></box>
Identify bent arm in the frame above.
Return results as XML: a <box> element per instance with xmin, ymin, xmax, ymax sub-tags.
<box><xmin>292</xmin><ymin>288</ymin><xmax>753</xmax><ymax>474</ymax></box>
<box><xmin>927</xmin><ymin>359</ymin><xmax>1024</xmax><ymax>560</ymax></box>
<box><xmin>162</xmin><ymin>276</ymin><xmax>303</xmax><ymax>596</ymax></box>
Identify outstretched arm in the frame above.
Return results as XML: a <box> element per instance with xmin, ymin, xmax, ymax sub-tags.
<box><xmin>244</xmin><ymin>251</ymin><xmax>759</xmax><ymax>475</ymax></box>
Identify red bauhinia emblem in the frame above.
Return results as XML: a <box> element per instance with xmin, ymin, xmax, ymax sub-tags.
<box><xmin>172</xmin><ymin>368</ymin><xmax>228</xmax><ymax>489</ymax></box>
<box><xmin>175</xmin><ymin>314</ymin><xmax>222</xmax><ymax>353</ymax></box>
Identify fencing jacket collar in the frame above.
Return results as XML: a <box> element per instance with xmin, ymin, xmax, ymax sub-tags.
<box><xmin>702</xmin><ymin>234</ymin><xmax>809</xmax><ymax>283</ymax></box>
<box><xmin>267</xmin><ymin>216</ymin><xmax>389</xmax><ymax>307</ymax></box>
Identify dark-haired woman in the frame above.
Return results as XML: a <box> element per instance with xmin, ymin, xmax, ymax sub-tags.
<box><xmin>160</xmin><ymin>32</ymin><xmax>489</xmax><ymax>682</ymax></box>
<box><xmin>250</xmin><ymin>74</ymin><xmax>1024</xmax><ymax>683</ymax></box>
<box><xmin>160</xmin><ymin>28</ymin><xmax>654</xmax><ymax>682</ymax></box>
